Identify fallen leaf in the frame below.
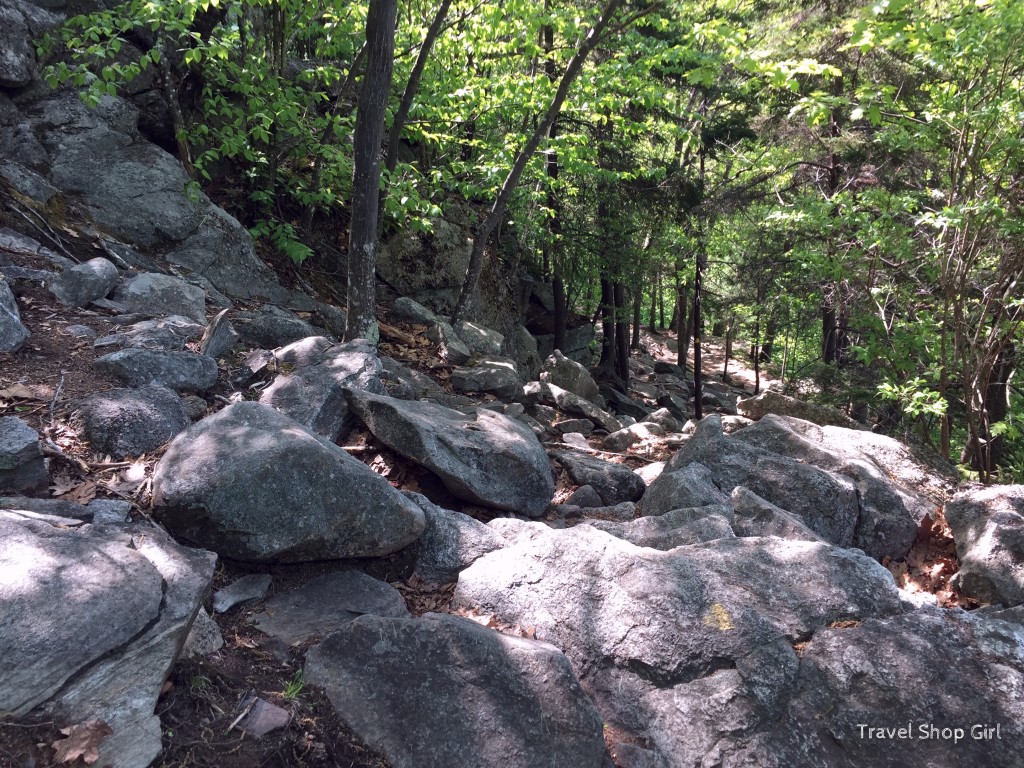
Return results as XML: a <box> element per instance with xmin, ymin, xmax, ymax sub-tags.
<box><xmin>59</xmin><ymin>479</ymin><xmax>97</xmax><ymax>505</ymax></box>
<box><xmin>52</xmin><ymin>719</ymin><xmax>113</xmax><ymax>765</ymax></box>
<box><xmin>50</xmin><ymin>473</ymin><xmax>77</xmax><ymax>497</ymax></box>
<box><xmin>0</xmin><ymin>384</ymin><xmax>46</xmax><ymax>399</ymax></box>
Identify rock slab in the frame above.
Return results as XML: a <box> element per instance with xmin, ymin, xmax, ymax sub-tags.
<box><xmin>946</xmin><ymin>485</ymin><xmax>1024</xmax><ymax>607</ymax></box>
<box><xmin>152</xmin><ymin>402</ymin><xmax>426</xmax><ymax>562</ymax></box>
<box><xmin>346</xmin><ymin>391</ymin><xmax>554</xmax><ymax>517</ymax></box>
<box><xmin>304</xmin><ymin>612</ymin><xmax>607</xmax><ymax>768</ymax></box>
<box><xmin>0</xmin><ymin>417</ymin><xmax>47</xmax><ymax>495</ymax></box>
<box><xmin>0</xmin><ymin>511</ymin><xmax>215</xmax><ymax>768</ymax></box>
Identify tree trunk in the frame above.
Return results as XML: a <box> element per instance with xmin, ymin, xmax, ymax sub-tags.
<box><xmin>553</xmin><ymin>275</ymin><xmax>567</xmax><ymax>352</ymax></box>
<box><xmin>649</xmin><ymin>271</ymin><xmax>658</xmax><ymax>332</ymax></box>
<box><xmin>692</xmin><ymin>254</ymin><xmax>704</xmax><ymax>420</ymax></box>
<box><xmin>452</xmin><ymin>0</ymin><xmax>625</xmax><ymax>323</ymax></box>
<box><xmin>631</xmin><ymin>285</ymin><xmax>642</xmax><ymax>348</ymax></box>
<box><xmin>344</xmin><ymin>0</ymin><xmax>397</xmax><ymax>342</ymax></box>
<box><xmin>821</xmin><ymin>302</ymin><xmax>838</xmax><ymax>364</ymax></box>
<box><xmin>615</xmin><ymin>281</ymin><xmax>630</xmax><ymax>382</ymax></box>
<box><xmin>598</xmin><ymin>276</ymin><xmax>616</xmax><ymax>374</ymax></box>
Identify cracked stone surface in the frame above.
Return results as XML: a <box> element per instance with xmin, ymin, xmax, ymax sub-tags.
<box><xmin>0</xmin><ymin>510</ymin><xmax>215</xmax><ymax>768</ymax></box>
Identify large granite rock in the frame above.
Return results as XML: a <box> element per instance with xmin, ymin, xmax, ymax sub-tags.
<box><xmin>0</xmin><ymin>275</ymin><xmax>29</xmax><ymax>353</ymax></box>
<box><xmin>346</xmin><ymin>391</ymin><xmax>554</xmax><ymax>517</ymax></box>
<box><xmin>94</xmin><ymin>348</ymin><xmax>218</xmax><ymax>392</ymax></box>
<box><xmin>653</xmin><ymin>414</ymin><xmax>928</xmax><ymax>560</ymax></box>
<box><xmin>0</xmin><ymin>416</ymin><xmax>47</xmax><ymax>495</ymax></box>
<box><xmin>152</xmin><ymin>402</ymin><xmax>426</xmax><ymax>562</ymax></box>
<box><xmin>250</xmin><ymin>571</ymin><xmax>409</xmax><ymax>653</ymax></box>
<box><xmin>259</xmin><ymin>339</ymin><xmax>384</xmax><ymax>443</ymax></box>
<box><xmin>734</xmin><ymin>610</ymin><xmax>1024</xmax><ymax>768</ymax></box>
<box><xmin>407</xmin><ymin>492</ymin><xmax>506</xmax><ymax>584</ymax></box>
<box><xmin>450</xmin><ymin>357</ymin><xmax>522</xmax><ymax>400</ymax></box>
<box><xmin>20</xmin><ymin>92</ymin><xmax>295</xmax><ymax>304</ymax></box>
<box><xmin>112</xmin><ymin>272</ymin><xmax>207</xmax><ymax>324</ymax></box>
<box><xmin>540</xmin><ymin>349</ymin><xmax>602</xmax><ymax>404</ymax></box>
<box><xmin>737</xmin><ymin>389</ymin><xmax>866</xmax><ymax>429</ymax></box>
<box><xmin>47</xmin><ymin>257</ymin><xmax>119</xmax><ymax>308</ymax></box>
<box><xmin>235</xmin><ymin>305</ymin><xmax>325</xmax><ymax>349</ymax></box>
<box><xmin>0</xmin><ymin>510</ymin><xmax>215</xmax><ymax>768</ymax></box>
<box><xmin>305</xmin><ymin>612</ymin><xmax>607</xmax><ymax>768</ymax></box>
<box><xmin>946</xmin><ymin>485</ymin><xmax>1024</xmax><ymax>607</ymax></box>
<box><xmin>0</xmin><ymin>1</ymin><xmax>60</xmax><ymax>88</ymax></box>
<box><xmin>454</xmin><ymin>524</ymin><xmax>905</xmax><ymax>767</ymax></box>
<box><xmin>524</xmin><ymin>381</ymin><xmax>621</xmax><ymax>433</ymax></box>
<box><xmin>550</xmin><ymin>450</ymin><xmax>646</xmax><ymax>506</ymax></box>
<box><xmin>76</xmin><ymin>385</ymin><xmax>190</xmax><ymax>459</ymax></box>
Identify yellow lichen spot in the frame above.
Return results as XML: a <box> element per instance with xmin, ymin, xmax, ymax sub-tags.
<box><xmin>703</xmin><ymin>602</ymin><xmax>733</xmax><ymax>631</ymax></box>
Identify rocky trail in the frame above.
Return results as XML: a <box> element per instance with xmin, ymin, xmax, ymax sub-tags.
<box><xmin>3</xmin><ymin>6</ymin><xmax>1024</xmax><ymax>766</ymax></box>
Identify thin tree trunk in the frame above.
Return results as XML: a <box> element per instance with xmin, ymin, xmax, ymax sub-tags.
<box><xmin>344</xmin><ymin>0</ymin><xmax>397</xmax><ymax>341</ymax></box>
<box><xmin>615</xmin><ymin>282</ymin><xmax>630</xmax><ymax>382</ymax></box>
<box><xmin>452</xmin><ymin>0</ymin><xmax>626</xmax><ymax>323</ymax></box>
<box><xmin>631</xmin><ymin>285</ymin><xmax>642</xmax><ymax>348</ymax></box>
<box><xmin>598</xmin><ymin>276</ymin><xmax>616</xmax><ymax>373</ymax></box>
<box><xmin>649</xmin><ymin>271</ymin><xmax>658</xmax><ymax>332</ymax></box>
<box><xmin>553</xmin><ymin>275</ymin><xmax>567</xmax><ymax>352</ymax></box>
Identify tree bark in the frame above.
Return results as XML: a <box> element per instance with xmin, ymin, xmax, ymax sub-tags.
<box><xmin>451</xmin><ymin>0</ymin><xmax>626</xmax><ymax>323</ymax></box>
<box><xmin>345</xmin><ymin>0</ymin><xmax>397</xmax><ymax>341</ymax></box>
<box><xmin>615</xmin><ymin>281</ymin><xmax>630</xmax><ymax>382</ymax></box>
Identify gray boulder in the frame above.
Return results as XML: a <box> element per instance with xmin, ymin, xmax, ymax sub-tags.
<box><xmin>603</xmin><ymin>422</ymin><xmax>663</xmax><ymax>452</ymax></box>
<box><xmin>0</xmin><ymin>416</ymin><xmax>47</xmax><ymax>495</ymax></box>
<box><xmin>645</xmin><ymin>407</ymin><xmax>682</xmax><ymax>433</ymax></box>
<box><xmin>454</xmin><ymin>525</ymin><xmax>903</xmax><ymax>766</ymax></box>
<box><xmin>551</xmin><ymin>451</ymin><xmax>646</xmax><ymax>505</ymax></box>
<box><xmin>540</xmin><ymin>349</ymin><xmax>602</xmax><ymax>404</ymax></box>
<box><xmin>454</xmin><ymin>319</ymin><xmax>503</xmax><ymax>356</ymax></box>
<box><xmin>730</xmin><ymin>487</ymin><xmax>826</xmax><ymax>543</ymax></box>
<box><xmin>585</xmin><ymin>506</ymin><xmax>736</xmax><ymax>550</ymax></box>
<box><xmin>407</xmin><ymin>492</ymin><xmax>506</xmax><ymax>583</ymax></box>
<box><xmin>660</xmin><ymin>415</ymin><xmax>920</xmax><ymax>560</ymax></box>
<box><xmin>94</xmin><ymin>348</ymin><xmax>218</xmax><ymax>392</ymax></box>
<box><xmin>451</xmin><ymin>357</ymin><xmax>522</xmax><ymax>400</ymax></box>
<box><xmin>426</xmin><ymin>320</ymin><xmax>472</xmax><ymax>365</ymax></box>
<box><xmin>731</xmin><ymin>414</ymin><xmax>934</xmax><ymax>559</ymax></box>
<box><xmin>564</xmin><ymin>484</ymin><xmax>604</xmax><ymax>508</ymax></box>
<box><xmin>390</xmin><ymin>297</ymin><xmax>438</xmax><ymax>325</ymax></box>
<box><xmin>77</xmin><ymin>385</ymin><xmax>189</xmax><ymax>459</ymax></box>
<box><xmin>640</xmin><ymin>462</ymin><xmax>728</xmax><ymax>517</ymax></box>
<box><xmin>47</xmin><ymin>257</ymin><xmax>119</xmax><ymax>307</ymax></box>
<box><xmin>235</xmin><ymin>304</ymin><xmax>325</xmax><ymax>348</ymax></box>
<box><xmin>380</xmin><ymin>356</ymin><xmax>446</xmax><ymax>400</ymax></box>
<box><xmin>0</xmin><ymin>511</ymin><xmax>215</xmax><ymax>768</ymax></box>
<box><xmin>602</xmin><ymin>388</ymin><xmax>652</xmax><ymax>421</ymax></box>
<box><xmin>946</xmin><ymin>485</ymin><xmax>1024</xmax><ymax>606</ymax></box>
<box><xmin>250</xmin><ymin>571</ymin><xmax>409</xmax><ymax>653</ymax></box>
<box><xmin>737</xmin><ymin>389</ymin><xmax>866</xmax><ymax>429</ymax></box>
<box><xmin>0</xmin><ymin>275</ymin><xmax>29</xmax><ymax>353</ymax></box>
<box><xmin>304</xmin><ymin>612</ymin><xmax>607</xmax><ymax>768</ymax></box>
<box><xmin>199</xmin><ymin>308</ymin><xmax>239</xmax><ymax>360</ymax></box>
<box><xmin>346</xmin><ymin>390</ymin><xmax>554</xmax><ymax>517</ymax></box>
<box><xmin>152</xmin><ymin>402</ymin><xmax>426</xmax><ymax>562</ymax></box>
<box><xmin>213</xmin><ymin>574</ymin><xmax>272</xmax><ymax>613</ymax></box>
<box><xmin>515</xmin><ymin>325</ymin><xmax>543</xmax><ymax>381</ymax></box>
<box><xmin>657</xmin><ymin>392</ymin><xmax>690</xmax><ymax>422</ymax></box>
<box><xmin>524</xmin><ymin>381</ymin><xmax>621</xmax><ymax>433</ymax></box>
<box><xmin>0</xmin><ymin>2</ymin><xmax>59</xmax><ymax>88</ymax></box>
<box><xmin>112</xmin><ymin>273</ymin><xmax>207</xmax><ymax>324</ymax></box>
<box><xmin>738</xmin><ymin>610</ymin><xmax>1024</xmax><ymax>768</ymax></box>
<box><xmin>28</xmin><ymin>92</ymin><xmax>289</xmax><ymax>304</ymax></box>
<box><xmin>94</xmin><ymin>315</ymin><xmax>206</xmax><ymax>352</ymax></box>
<box><xmin>260</xmin><ymin>339</ymin><xmax>384</xmax><ymax>443</ymax></box>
